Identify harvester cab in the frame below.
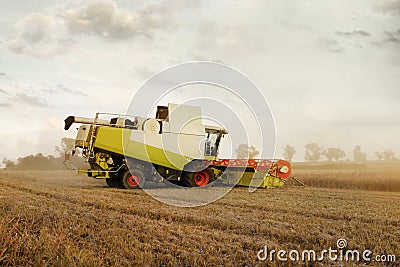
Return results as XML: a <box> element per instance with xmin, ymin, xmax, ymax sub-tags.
<box><xmin>64</xmin><ymin>103</ymin><xmax>291</xmax><ymax>189</ymax></box>
<box><xmin>203</xmin><ymin>126</ymin><xmax>228</xmax><ymax>157</ymax></box>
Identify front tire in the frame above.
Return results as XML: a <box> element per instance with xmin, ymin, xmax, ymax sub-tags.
<box><xmin>181</xmin><ymin>168</ymin><xmax>214</xmax><ymax>187</ymax></box>
<box><xmin>122</xmin><ymin>169</ymin><xmax>146</xmax><ymax>189</ymax></box>
<box><xmin>106</xmin><ymin>167</ymin><xmax>124</xmax><ymax>188</ymax></box>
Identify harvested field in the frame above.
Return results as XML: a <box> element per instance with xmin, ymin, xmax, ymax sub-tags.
<box><xmin>1</xmin><ymin>166</ymin><xmax>400</xmax><ymax>266</ymax></box>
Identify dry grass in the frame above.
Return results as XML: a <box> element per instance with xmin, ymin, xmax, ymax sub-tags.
<box><xmin>0</xmin><ymin>169</ymin><xmax>400</xmax><ymax>266</ymax></box>
<box><xmin>293</xmin><ymin>161</ymin><xmax>400</xmax><ymax>192</ymax></box>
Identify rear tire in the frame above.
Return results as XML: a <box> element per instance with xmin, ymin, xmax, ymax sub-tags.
<box><xmin>122</xmin><ymin>169</ymin><xmax>146</xmax><ymax>189</ymax></box>
<box><xmin>181</xmin><ymin>168</ymin><xmax>214</xmax><ymax>187</ymax></box>
<box><xmin>106</xmin><ymin>176</ymin><xmax>123</xmax><ymax>188</ymax></box>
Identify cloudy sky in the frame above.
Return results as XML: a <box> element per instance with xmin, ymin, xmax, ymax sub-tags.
<box><xmin>0</xmin><ymin>0</ymin><xmax>399</xmax><ymax>163</ymax></box>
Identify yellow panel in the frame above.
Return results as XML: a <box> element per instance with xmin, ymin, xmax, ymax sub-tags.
<box><xmin>94</xmin><ymin>127</ymin><xmax>190</xmax><ymax>170</ymax></box>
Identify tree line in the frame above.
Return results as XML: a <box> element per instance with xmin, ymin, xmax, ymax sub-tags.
<box><xmin>2</xmin><ymin>139</ymin><xmax>398</xmax><ymax>169</ymax></box>
<box><xmin>283</xmin><ymin>143</ymin><xmax>398</xmax><ymax>162</ymax></box>
<box><xmin>2</xmin><ymin>138</ymin><xmax>86</xmax><ymax>170</ymax></box>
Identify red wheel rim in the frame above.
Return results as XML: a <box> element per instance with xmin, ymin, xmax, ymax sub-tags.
<box><xmin>194</xmin><ymin>170</ymin><xmax>209</xmax><ymax>186</ymax></box>
<box><xmin>276</xmin><ymin>160</ymin><xmax>291</xmax><ymax>179</ymax></box>
<box><xmin>127</xmin><ymin>174</ymin><xmax>140</xmax><ymax>187</ymax></box>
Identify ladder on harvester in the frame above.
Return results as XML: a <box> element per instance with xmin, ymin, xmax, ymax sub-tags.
<box><xmin>87</xmin><ymin>112</ymin><xmax>99</xmax><ymax>163</ymax></box>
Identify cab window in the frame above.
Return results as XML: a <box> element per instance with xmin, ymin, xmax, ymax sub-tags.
<box><xmin>204</xmin><ymin>132</ymin><xmax>218</xmax><ymax>156</ymax></box>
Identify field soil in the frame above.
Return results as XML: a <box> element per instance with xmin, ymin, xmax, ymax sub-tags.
<box><xmin>1</xmin><ymin>163</ymin><xmax>400</xmax><ymax>266</ymax></box>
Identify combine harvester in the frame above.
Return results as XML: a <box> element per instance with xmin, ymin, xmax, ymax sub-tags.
<box><xmin>64</xmin><ymin>103</ymin><xmax>291</xmax><ymax>189</ymax></box>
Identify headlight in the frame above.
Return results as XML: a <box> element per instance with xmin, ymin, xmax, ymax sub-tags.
<box><xmin>279</xmin><ymin>166</ymin><xmax>289</xmax><ymax>174</ymax></box>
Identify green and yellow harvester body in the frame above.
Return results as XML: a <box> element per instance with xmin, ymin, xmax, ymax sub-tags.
<box><xmin>64</xmin><ymin>103</ymin><xmax>291</xmax><ymax>189</ymax></box>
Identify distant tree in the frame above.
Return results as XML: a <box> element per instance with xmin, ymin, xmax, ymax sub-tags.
<box><xmin>236</xmin><ymin>144</ymin><xmax>259</xmax><ymax>159</ymax></box>
<box><xmin>382</xmin><ymin>149</ymin><xmax>396</xmax><ymax>160</ymax></box>
<box><xmin>55</xmin><ymin>137</ymin><xmax>75</xmax><ymax>156</ymax></box>
<box><xmin>283</xmin><ymin>145</ymin><xmax>296</xmax><ymax>162</ymax></box>
<box><xmin>353</xmin><ymin>145</ymin><xmax>367</xmax><ymax>161</ymax></box>
<box><xmin>248</xmin><ymin>146</ymin><xmax>259</xmax><ymax>159</ymax></box>
<box><xmin>2</xmin><ymin>158</ymin><xmax>16</xmax><ymax>169</ymax></box>
<box><xmin>304</xmin><ymin>143</ymin><xmax>323</xmax><ymax>162</ymax></box>
<box><xmin>2</xmin><ymin>137</ymin><xmax>87</xmax><ymax>170</ymax></box>
<box><xmin>375</xmin><ymin>149</ymin><xmax>397</xmax><ymax>160</ymax></box>
<box><xmin>375</xmin><ymin>151</ymin><xmax>383</xmax><ymax>160</ymax></box>
<box><xmin>236</xmin><ymin>144</ymin><xmax>248</xmax><ymax>158</ymax></box>
<box><xmin>324</xmin><ymin>147</ymin><xmax>346</xmax><ymax>161</ymax></box>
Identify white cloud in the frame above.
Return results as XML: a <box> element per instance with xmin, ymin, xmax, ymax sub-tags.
<box><xmin>0</xmin><ymin>117</ymin><xmax>66</xmax><ymax>161</ymax></box>
<box><xmin>6</xmin><ymin>13</ymin><xmax>74</xmax><ymax>57</ymax></box>
<box><xmin>64</xmin><ymin>0</ymin><xmax>170</xmax><ymax>39</ymax></box>
<box><xmin>0</xmin><ymin>103</ymin><xmax>11</xmax><ymax>109</ymax></box>
<box><xmin>382</xmin><ymin>30</ymin><xmax>400</xmax><ymax>43</ymax></box>
<box><xmin>335</xmin><ymin>30</ymin><xmax>371</xmax><ymax>37</ymax></box>
<box><xmin>14</xmin><ymin>92</ymin><xmax>49</xmax><ymax>107</ymax></box>
<box><xmin>2</xmin><ymin>0</ymin><xmax>195</xmax><ymax>58</ymax></box>
<box><xmin>0</xmin><ymin>37</ymin><xmax>5</xmax><ymax>53</ymax></box>
<box><xmin>318</xmin><ymin>38</ymin><xmax>343</xmax><ymax>53</ymax></box>
<box><xmin>374</xmin><ymin>0</ymin><xmax>400</xmax><ymax>16</ymax></box>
